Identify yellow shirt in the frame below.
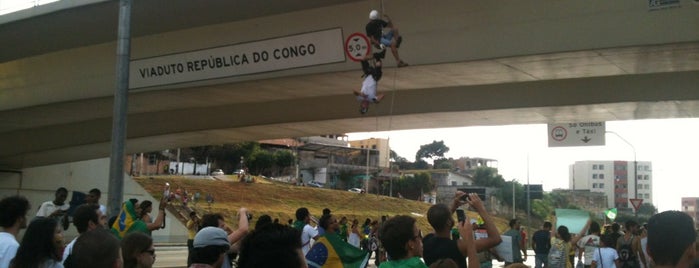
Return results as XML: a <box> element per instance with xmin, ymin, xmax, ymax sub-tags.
<box><xmin>186</xmin><ymin>220</ymin><xmax>197</xmax><ymax>240</ymax></box>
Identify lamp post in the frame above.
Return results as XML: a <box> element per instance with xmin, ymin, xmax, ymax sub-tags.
<box><xmin>512</xmin><ymin>178</ymin><xmax>516</xmax><ymax>219</ymax></box>
<box><xmin>606</xmin><ymin>131</ymin><xmax>638</xmax><ymax>218</ymax></box>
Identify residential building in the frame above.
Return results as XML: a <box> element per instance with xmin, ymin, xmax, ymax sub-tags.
<box><xmin>569</xmin><ymin>160</ymin><xmax>653</xmax><ymax>210</ymax></box>
<box><xmin>348</xmin><ymin>138</ymin><xmax>390</xmax><ymax>169</ymax></box>
<box><xmin>681</xmin><ymin>197</ymin><xmax>699</xmax><ymax>229</ymax></box>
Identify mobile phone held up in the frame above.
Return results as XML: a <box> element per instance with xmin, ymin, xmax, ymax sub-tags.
<box><xmin>456</xmin><ymin>208</ymin><xmax>466</xmax><ymax>223</ymax></box>
<box><xmin>460</xmin><ymin>193</ymin><xmax>470</xmax><ymax>202</ymax></box>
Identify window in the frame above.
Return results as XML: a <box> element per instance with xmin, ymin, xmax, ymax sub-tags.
<box><xmin>599</xmin><ymin>183</ymin><xmax>604</xmax><ymax>188</ymax></box>
<box><xmin>593</xmin><ymin>183</ymin><xmax>598</xmax><ymax>188</ymax></box>
<box><xmin>599</xmin><ymin>174</ymin><xmax>604</xmax><ymax>179</ymax></box>
<box><xmin>645</xmin><ymin>184</ymin><xmax>650</xmax><ymax>189</ymax></box>
<box><xmin>593</xmin><ymin>174</ymin><xmax>598</xmax><ymax>179</ymax></box>
<box><xmin>599</xmin><ymin>165</ymin><xmax>604</xmax><ymax>170</ymax></box>
<box><xmin>451</xmin><ymin>181</ymin><xmax>457</xmax><ymax>186</ymax></box>
<box><xmin>593</xmin><ymin>164</ymin><xmax>598</xmax><ymax>170</ymax></box>
<box><xmin>644</xmin><ymin>175</ymin><xmax>649</xmax><ymax>180</ymax></box>
<box><xmin>645</xmin><ymin>193</ymin><xmax>650</xmax><ymax>199</ymax></box>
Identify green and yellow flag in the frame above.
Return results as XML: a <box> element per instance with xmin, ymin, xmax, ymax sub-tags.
<box><xmin>110</xmin><ymin>201</ymin><xmax>148</xmax><ymax>239</ymax></box>
<box><xmin>605</xmin><ymin>208</ymin><xmax>617</xmax><ymax>221</ymax></box>
<box><xmin>306</xmin><ymin>233</ymin><xmax>369</xmax><ymax>268</ymax></box>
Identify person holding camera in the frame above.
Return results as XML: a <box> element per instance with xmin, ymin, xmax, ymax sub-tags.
<box><xmin>199</xmin><ymin>208</ymin><xmax>250</xmax><ymax>268</ymax></box>
<box><xmin>423</xmin><ymin>191</ymin><xmax>502</xmax><ymax>268</ymax></box>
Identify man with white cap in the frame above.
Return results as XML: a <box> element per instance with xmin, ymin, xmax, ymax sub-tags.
<box><xmin>365</xmin><ymin>9</ymin><xmax>408</xmax><ymax>67</ymax></box>
<box><xmin>189</xmin><ymin>227</ymin><xmax>231</xmax><ymax>268</ymax></box>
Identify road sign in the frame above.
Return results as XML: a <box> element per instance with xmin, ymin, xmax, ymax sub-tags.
<box><xmin>547</xmin><ymin>122</ymin><xmax>606</xmax><ymax>147</ymax></box>
<box><xmin>630</xmin><ymin>198</ymin><xmax>644</xmax><ymax>211</ymax></box>
<box><xmin>345</xmin><ymin>32</ymin><xmax>371</xmax><ymax>62</ymax></box>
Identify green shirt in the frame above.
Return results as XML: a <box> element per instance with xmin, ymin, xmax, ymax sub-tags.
<box><xmin>379</xmin><ymin>257</ymin><xmax>428</xmax><ymax>268</ymax></box>
<box><xmin>504</xmin><ymin>229</ymin><xmax>523</xmax><ymax>262</ymax></box>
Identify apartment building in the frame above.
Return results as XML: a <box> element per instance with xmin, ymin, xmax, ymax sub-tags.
<box><xmin>569</xmin><ymin>160</ymin><xmax>653</xmax><ymax>210</ymax></box>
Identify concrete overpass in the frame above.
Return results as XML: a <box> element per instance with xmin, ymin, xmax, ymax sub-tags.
<box><xmin>2</xmin><ymin>0</ymin><xmax>699</xmax><ymax>170</ymax></box>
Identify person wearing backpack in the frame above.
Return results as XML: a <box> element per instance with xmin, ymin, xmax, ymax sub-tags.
<box><xmin>616</xmin><ymin>221</ymin><xmax>647</xmax><ymax>268</ymax></box>
<box><xmin>549</xmin><ymin>219</ymin><xmax>591</xmax><ymax>268</ymax></box>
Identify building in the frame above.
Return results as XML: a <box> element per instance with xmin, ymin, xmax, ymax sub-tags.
<box><xmin>569</xmin><ymin>160</ymin><xmax>653</xmax><ymax>210</ymax></box>
<box><xmin>681</xmin><ymin>197</ymin><xmax>699</xmax><ymax>229</ymax></box>
<box><xmin>348</xmin><ymin>138</ymin><xmax>390</xmax><ymax>169</ymax></box>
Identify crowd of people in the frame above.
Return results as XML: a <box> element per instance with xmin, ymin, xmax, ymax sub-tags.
<box><xmin>0</xmin><ymin>183</ymin><xmax>697</xmax><ymax>268</ymax></box>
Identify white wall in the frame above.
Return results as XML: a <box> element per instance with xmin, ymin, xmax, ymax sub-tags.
<box><xmin>0</xmin><ymin>158</ymin><xmax>187</xmax><ymax>243</ymax></box>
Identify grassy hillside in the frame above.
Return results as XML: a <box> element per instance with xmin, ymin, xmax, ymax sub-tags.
<box><xmin>134</xmin><ymin>176</ymin><xmax>509</xmax><ymax>233</ymax></box>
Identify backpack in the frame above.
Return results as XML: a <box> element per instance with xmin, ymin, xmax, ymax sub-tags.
<box><xmin>548</xmin><ymin>238</ymin><xmax>567</xmax><ymax>268</ymax></box>
<box><xmin>618</xmin><ymin>236</ymin><xmax>639</xmax><ymax>268</ymax></box>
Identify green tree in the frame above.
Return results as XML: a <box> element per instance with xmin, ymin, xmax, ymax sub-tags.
<box><xmin>472</xmin><ymin>167</ymin><xmax>505</xmax><ymax>188</ymax></box>
<box><xmin>248</xmin><ymin>150</ymin><xmax>274</xmax><ymax>175</ymax></box>
<box><xmin>415</xmin><ymin>140</ymin><xmax>450</xmax><ymax>163</ymax></box>
<box><xmin>392</xmin><ymin>172</ymin><xmax>434</xmax><ymax>200</ymax></box>
<box><xmin>637</xmin><ymin>203</ymin><xmax>657</xmax><ymax>216</ymax></box>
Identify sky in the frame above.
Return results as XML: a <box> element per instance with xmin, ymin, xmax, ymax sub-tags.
<box><xmin>348</xmin><ymin>118</ymin><xmax>699</xmax><ymax>212</ymax></box>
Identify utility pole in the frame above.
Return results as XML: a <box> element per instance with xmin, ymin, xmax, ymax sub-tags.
<box><xmin>512</xmin><ymin>179</ymin><xmax>516</xmax><ymax>219</ymax></box>
<box><xmin>107</xmin><ymin>0</ymin><xmax>131</xmax><ymax>219</ymax></box>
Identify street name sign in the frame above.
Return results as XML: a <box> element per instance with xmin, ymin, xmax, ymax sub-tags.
<box><xmin>548</xmin><ymin>122</ymin><xmax>606</xmax><ymax>147</ymax></box>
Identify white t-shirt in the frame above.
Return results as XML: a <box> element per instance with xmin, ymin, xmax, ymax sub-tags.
<box><xmin>357</xmin><ymin>75</ymin><xmax>378</xmax><ymax>103</ymax></box>
<box><xmin>577</xmin><ymin>234</ymin><xmax>601</xmax><ymax>265</ymax></box>
<box><xmin>98</xmin><ymin>204</ymin><xmax>107</xmax><ymax>216</ymax></box>
<box><xmin>61</xmin><ymin>237</ymin><xmax>77</xmax><ymax>265</ymax></box>
<box><xmin>301</xmin><ymin>224</ymin><xmax>319</xmax><ymax>255</ymax></box>
<box><xmin>36</xmin><ymin>201</ymin><xmax>69</xmax><ymax>218</ymax></box>
<box><xmin>0</xmin><ymin>232</ymin><xmax>19</xmax><ymax>268</ymax></box>
<box><xmin>593</xmin><ymin>247</ymin><xmax>618</xmax><ymax>268</ymax></box>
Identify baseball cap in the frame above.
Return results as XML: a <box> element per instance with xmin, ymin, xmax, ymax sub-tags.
<box><xmin>369</xmin><ymin>10</ymin><xmax>379</xmax><ymax>20</ymax></box>
<box><xmin>194</xmin><ymin>227</ymin><xmax>230</xmax><ymax>250</ymax></box>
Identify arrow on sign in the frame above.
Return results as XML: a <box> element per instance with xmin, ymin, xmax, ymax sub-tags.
<box><xmin>581</xmin><ymin>136</ymin><xmax>591</xmax><ymax>143</ymax></box>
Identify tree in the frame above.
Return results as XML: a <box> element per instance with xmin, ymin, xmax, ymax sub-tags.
<box><xmin>415</xmin><ymin>140</ymin><xmax>450</xmax><ymax>163</ymax></box>
<box><xmin>637</xmin><ymin>203</ymin><xmax>657</xmax><ymax>216</ymax></box>
<box><xmin>472</xmin><ymin>167</ymin><xmax>505</xmax><ymax>188</ymax></box>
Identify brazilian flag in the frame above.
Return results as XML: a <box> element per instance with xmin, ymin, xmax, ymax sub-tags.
<box><xmin>110</xmin><ymin>201</ymin><xmax>148</xmax><ymax>239</ymax></box>
<box><xmin>306</xmin><ymin>233</ymin><xmax>369</xmax><ymax>268</ymax></box>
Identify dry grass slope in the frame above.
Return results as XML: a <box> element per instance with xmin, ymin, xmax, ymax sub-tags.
<box><xmin>134</xmin><ymin>176</ymin><xmax>509</xmax><ymax>233</ymax></box>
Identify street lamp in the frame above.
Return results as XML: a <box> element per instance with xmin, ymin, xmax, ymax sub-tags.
<box><xmin>512</xmin><ymin>178</ymin><xmax>517</xmax><ymax>219</ymax></box>
<box><xmin>606</xmin><ymin>131</ymin><xmax>638</xmax><ymax>218</ymax></box>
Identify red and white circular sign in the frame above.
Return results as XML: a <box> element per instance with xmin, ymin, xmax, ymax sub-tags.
<box><xmin>344</xmin><ymin>32</ymin><xmax>371</xmax><ymax>62</ymax></box>
<box><xmin>551</xmin><ymin>126</ymin><xmax>567</xmax><ymax>141</ymax></box>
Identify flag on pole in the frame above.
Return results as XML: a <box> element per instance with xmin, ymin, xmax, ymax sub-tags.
<box><xmin>306</xmin><ymin>233</ymin><xmax>369</xmax><ymax>268</ymax></box>
<box><xmin>605</xmin><ymin>208</ymin><xmax>617</xmax><ymax>220</ymax></box>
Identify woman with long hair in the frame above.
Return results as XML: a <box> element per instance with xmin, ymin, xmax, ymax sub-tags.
<box><xmin>549</xmin><ymin>220</ymin><xmax>591</xmax><ymax>268</ymax></box>
<box><xmin>10</xmin><ymin>217</ymin><xmax>65</xmax><ymax>268</ymax></box>
<box><xmin>121</xmin><ymin>232</ymin><xmax>156</xmax><ymax>268</ymax></box>
<box><xmin>137</xmin><ymin>200</ymin><xmax>165</xmax><ymax>234</ymax></box>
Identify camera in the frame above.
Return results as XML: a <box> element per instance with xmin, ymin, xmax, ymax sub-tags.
<box><xmin>246</xmin><ymin>213</ymin><xmax>253</xmax><ymax>221</ymax></box>
<box><xmin>460</xmin><ymin>193</ymin><xmax>471</xmax><ymax>201</ymax></box>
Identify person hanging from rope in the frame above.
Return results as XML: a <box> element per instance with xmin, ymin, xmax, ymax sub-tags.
<box><xmin>353</xmin><ymin>59</ymin><xmax>385</xmax><ymax>114</ymax></box>
<box><xmin>365</xmin><ymin>9</ymin><xmax>408</xmax><ymax>67</ymax></box>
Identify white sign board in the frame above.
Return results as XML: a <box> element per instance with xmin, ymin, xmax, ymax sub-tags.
<box><xmin>547</xmin><ymin>122</ymin><xmax>605</xmax><ymax>147</ymax></box>
<box><xmin>129</xmin><ymin>28</ymin><xmax>345</xmax><ymax>89</ymax></box>
<box><xmin>494</xmin><ymin>235</ymin><xmax>514</xmax><ymax>262</ymax></box>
